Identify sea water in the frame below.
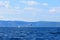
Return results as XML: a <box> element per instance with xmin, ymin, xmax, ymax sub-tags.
<box><xmin>0</xmin><ymin>27</ymin><xmax>60</xmax><ymax>40</ymax></box>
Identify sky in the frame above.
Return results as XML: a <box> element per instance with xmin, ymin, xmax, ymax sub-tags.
<box><xmin>0</xmin><ymin>0</ymin><xmax>60</xmax><ymax>22</ymax></box>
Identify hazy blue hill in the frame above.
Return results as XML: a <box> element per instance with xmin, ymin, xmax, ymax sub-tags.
<box><xmin>0</xmin><ymin>21</ymin><xmax>60</xmax><ymax>27</ymax></box>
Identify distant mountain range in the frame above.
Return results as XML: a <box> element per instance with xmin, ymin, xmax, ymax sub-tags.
<box><xmin>0</xmin><ymin>20</ymin><xmax>60</xmax><ymax>27</ymax></box>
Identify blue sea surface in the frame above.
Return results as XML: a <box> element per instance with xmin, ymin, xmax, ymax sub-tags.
<box><xmin>0</xmin><ymin>27</ymin><xmax>60</xmax><ymax>40</ymax></box>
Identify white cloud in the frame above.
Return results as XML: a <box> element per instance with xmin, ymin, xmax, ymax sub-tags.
<box><xmin>0</xmin><ymin>1</ymin><xmax>10</xmax><ymax>8</ymax></box>
<box><xmin>23</xmin><ymin>7</ymin><xmax>43</xmax><ymax>16</ymax></box>
<box><xmin>56</xmin><ymin>7</ymin><xmax>60</xmax><ymax>13</ymax></box>
<box><xmin>49</xmin><ymin>8</ymin><xmax>56</xmax><ymax>13</ymax></box>
<box><xmin>42</xmin><ymin>3</ymin><xmax>48</xmax><ymax>6</ymax></box>
<box><xmin>0</xmin><ymin>16</ymin><xmax>4</xmax><ymax>19</ymax></box>
<box><xmin>0</xmin><ymin>16</ymin><xmax>33</xmax><ymax>22</ymax></box>
<box><xmin>0</xmin><ymin>16</ymin><xmax>9</xmax><ymax>21</ymax></box>
<box><xmin>48</xmin><ymin>7</ymin><xmax>60</xmax><ymax>13</ymax></box>
<box><xmin>4</xmin><ymin>1</ymin><xmax>10</xmax><ymax>8</ymax></box>
<box><xmin>0</xmin><ymin>8</ymin><xmax>22</xmax><ymax>15</ymax></box>
<box><xmin>14</xmin><ymin>6</ymin><xmax>20</xmax><ymax>9</ymax></box>
<box><xmin>14</xmin><ymin>4</ymin><xmax>20</xmax><ymax>9</ymax></box>
<box><xmin>24</xmin><ymin>7</ymin><xmax>43</xmax><ymax>11</ymax></box>
<box><xmin>0</xmin><ymin>1</ymin><xmax>4</xmax><ymax>6</ymax></box>
<box><xmin>24</xmin><ymin>7</ymin><xmax>34</xmax><ymax>10</ymax></box>
<box><xmin>20</xmin><ymin>1</ymin><xmax>39</xmax><ymax>5</ymax></box>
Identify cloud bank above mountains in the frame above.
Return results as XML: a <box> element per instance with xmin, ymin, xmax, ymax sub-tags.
<box><xmin>0</xmin><ymin>0</ymin><xmax>60</xmax><ymax>22</ymax></box>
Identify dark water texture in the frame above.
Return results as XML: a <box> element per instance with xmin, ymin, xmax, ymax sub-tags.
<box><xmin>0</xmin><ymin>27</ymin><xmax>60</xmax><ymax>40</ymax></box>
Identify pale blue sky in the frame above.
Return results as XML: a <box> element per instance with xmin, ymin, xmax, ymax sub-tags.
<box><xmin>0</xmin><ymin>0</ymin><xmax>60</xmax><ymax>22</ymax></box>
